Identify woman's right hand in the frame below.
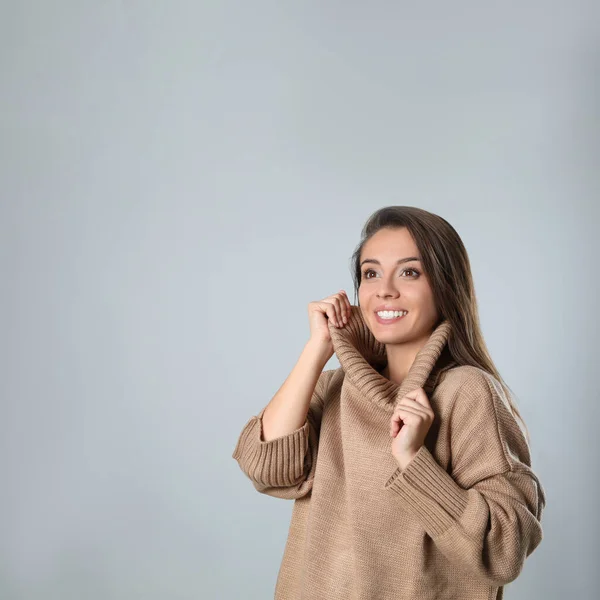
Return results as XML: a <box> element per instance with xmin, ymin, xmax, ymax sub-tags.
<box><xmin>307</xmin><ymin>290</ymin><xmax>352</xmax><ymax>355</ymax></box>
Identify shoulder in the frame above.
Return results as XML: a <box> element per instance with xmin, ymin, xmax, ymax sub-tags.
<box><xmin>439</xmin><ymin>365</ymin><xmax>532</xmax><ymax>474</ymax></box>
<box><xmin>437</xmin><ymin>365</ymin><xmax>521</xmax><ymax>439</ymax></box>
<box><xmin>440</xmin><ymin>363</ymin><xmax>496</xmax><ymax>386</ymax></box>
<box><xmin>438</xmin><ymin>364</ymin><xmax>506</xmax><ymax>411</ymax></box>
<box><xmin>326</xmin><ymin>366</ymin><xmax>345</xmax><ymax>393</ymax></box>
<box><xmin>315</xmin><ymin>367</ymin><xmax>343</xmax><ymax>398</ymax></box>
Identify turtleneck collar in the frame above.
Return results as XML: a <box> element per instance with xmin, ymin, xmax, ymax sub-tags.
<box><xmin>328</xmin><ymin>305</ymin><xmax>455</xmax><ymax>411</ymax></box>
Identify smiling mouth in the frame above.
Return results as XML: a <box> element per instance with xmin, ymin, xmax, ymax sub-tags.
<box><xmin>374</xmin><ymin>311</ymin><xmax>408</xmax><ymax>324</ymax></box>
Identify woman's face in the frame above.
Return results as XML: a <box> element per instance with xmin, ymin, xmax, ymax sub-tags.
<box><xmin>358</xmin><ymin>227</ymin><xmax>439</xmax><ymax>343</ymax></box>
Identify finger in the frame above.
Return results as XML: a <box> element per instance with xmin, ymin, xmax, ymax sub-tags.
<box><xmin>394</xmin><ymin>397</ymin><xmax>430</xmax><ymax>416</ymax></box>
<box><xmin>390</xmin><ymin>412</ymin><xmax>406</xmax><ymax>437</ymax></box>
<box><xmin>404</xmin><ymin>387</ymin><xmax>430</xmax><ymax>408</ymax></box>
<box><xmin>335</xmin><ymin>291</ymin><xmax>347</xmax><ymax>324</ymax></box>
<box><xmin>331</xmin><ymin>295</ymin><xmax>343</xmax><ymax>326</ymax></box>
<box><xmin>322</xmin><ymin>302</ymin><xmax>339</xmax><ymax>327</ymax></box>
<box><xmin>323</xmin><ymin>297</ymin><xmax>342</xmax><ymax>327</ymax></box>
<box><xmin>341</xmin><ymin>291</ymin><xmax>352</xmax><ymax>319</ymax></box>
<box><xmin>390</xmin><ymin>407</ymin><xmax>422</xmax><ymax>436</ymax></box>
<box><xmin>392</xmin><ymin>406</ymin><xmax>423</xmax><ymax>422</ymax></box>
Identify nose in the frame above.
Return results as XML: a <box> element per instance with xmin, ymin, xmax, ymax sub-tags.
<box><xmin>376</xmin><ymin>276</ymin><xmax>400</xmax><ymax>299</ymax></box>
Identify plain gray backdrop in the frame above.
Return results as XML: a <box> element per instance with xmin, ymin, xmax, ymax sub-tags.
<box><xmin>1</xmin><ymin>1</ymin><xmax>598</xmax><ymax>599</ymax></box>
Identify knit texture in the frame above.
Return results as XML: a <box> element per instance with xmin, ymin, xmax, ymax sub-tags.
<box><xmin>232</xmin><ymin>306</ymin><xmax>546</xmax><ymax>599</ymax></box>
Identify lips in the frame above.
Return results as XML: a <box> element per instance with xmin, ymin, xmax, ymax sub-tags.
<box><xmin>374</xmin><ymin>311</ymin><xmax>408</xmax><ymax>325</ymax></box>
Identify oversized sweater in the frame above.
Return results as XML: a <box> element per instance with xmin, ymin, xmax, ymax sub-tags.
<box><xmin>232</xmin><ymin>306</ymin><xmax>546</xmax><ymax>600</ymax></box>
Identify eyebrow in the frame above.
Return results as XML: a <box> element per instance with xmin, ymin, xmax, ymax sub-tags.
<box><xmin>360</xmin><ymin>256</ymin><xmax>421</xmax><ymax>267</ymax></box>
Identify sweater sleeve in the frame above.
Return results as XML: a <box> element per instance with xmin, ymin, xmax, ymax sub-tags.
<box><xmin>231</xmin><ymin>368</ymin><xmax>336</xmax><ymax>500</ymax></box>
<box><xmin>383</xmin><ymin>368</ymin><xmax>546</xmax><ymax>587</ymax></box>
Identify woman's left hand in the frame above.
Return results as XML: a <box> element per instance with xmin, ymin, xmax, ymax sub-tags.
<box><xmin>390</xmin><ymin>387</ymin><xmax>435</xmax><ymax>470</ymax></box>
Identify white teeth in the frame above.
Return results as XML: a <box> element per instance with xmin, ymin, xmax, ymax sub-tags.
<box><xmin>377</xmin><ymin>310</ymin><xmax>407</xmax><ymax>319</ymax></box>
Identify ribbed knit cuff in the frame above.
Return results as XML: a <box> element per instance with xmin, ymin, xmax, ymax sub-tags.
<box><xmin>232</xmin><ymin>411</ymin><xmax>311</xmax><ymax>488</ymax></box>
<box><xmin>383</xmin><ymin>445</ymin><xmax>470</xmax><ymax>537</ymax></box>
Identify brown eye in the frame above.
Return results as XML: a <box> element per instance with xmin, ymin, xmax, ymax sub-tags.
<box><xmin>363</xmin><ymin>267</ymin><xmax>421</xmax><ymax>279</ymax></box>
<box><xmin>403</xmin><ymin>268</ymin><xmax>420</xmax><ymax>277</ymax></box>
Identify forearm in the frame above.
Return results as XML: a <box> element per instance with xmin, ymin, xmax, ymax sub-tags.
<box><xmin>261</xmin><ymin>339</ymin><xmax>331</xmax><ymax>441</ymax></box>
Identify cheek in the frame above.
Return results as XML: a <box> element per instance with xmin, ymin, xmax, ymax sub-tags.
<box><xmin>408</xmin><ymin>283</ymin><xmax>433</xmax><ymax>302</ymax></box>
<box><xmin>357</xmin><ymin>292</ymin><xmax>369</xmax><ymax>312</ymax></box>
<box><xmin>418</xmin><ymin>292</ymin><xmax>438</xmax><ymax>317</ymax></box>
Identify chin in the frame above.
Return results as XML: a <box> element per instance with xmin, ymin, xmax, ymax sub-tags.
<box><xmin>370</xmin><ymin>320</ymin><xmax>412</xmax><ymax>339</ymax></box>
<box><xmin>374</xmin><ymin>330</ymin><xmax>410</xmax><ymax>344</ymax></box>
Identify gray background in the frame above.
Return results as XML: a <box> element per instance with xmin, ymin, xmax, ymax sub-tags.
<box><xmin>1</xmin><ymin>1</ymin><xmax>598</xmax><ymax>598</ymax></box>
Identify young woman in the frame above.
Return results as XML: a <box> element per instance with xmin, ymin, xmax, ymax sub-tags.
<box><xmin>232</xmin><ymin>206</ymin><xmax>546</xmax><ymax>600</ymax></box>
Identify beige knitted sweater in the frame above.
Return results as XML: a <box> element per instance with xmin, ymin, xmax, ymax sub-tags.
<box><xmin>232</xmin><ymin>306</ymin><xmax>546</xmax><ymax>600</ymax></box>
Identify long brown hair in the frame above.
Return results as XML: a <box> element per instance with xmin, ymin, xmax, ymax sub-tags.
<box><xmin>350</xmin><ymin>206</ymin><xmax>531</xmax><ymax>443</ymax></box>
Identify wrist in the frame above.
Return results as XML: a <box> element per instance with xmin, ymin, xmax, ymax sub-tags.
<box><xmin>394</xmin><ymin>450</ymin><xmax>419</xmax><ymax>472</ymax></box>
<box><xmin>305</xmin><ymin>338</ymin><xmax>333</xmax><ymax>364</ymax></box>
